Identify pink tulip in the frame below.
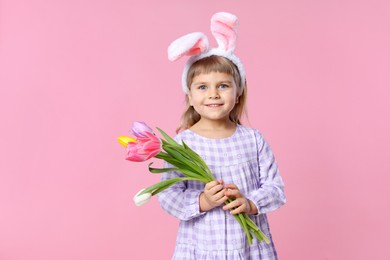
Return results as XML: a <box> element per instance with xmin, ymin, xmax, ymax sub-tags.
<box><xmin>126</xmin><ymin>131</ymin><xmax>161</xmax><ymax>162</ymax></box>
<box><xmin>131</xmin><ymin>121</ymin><xmax>154</xmax><ymax>138</ymax></box>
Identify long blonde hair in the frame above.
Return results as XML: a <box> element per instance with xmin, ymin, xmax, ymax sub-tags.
<box><xmin>177</xmin><ymin>55</ymin><xmax>248</xmax><ymax>133</ymax></box>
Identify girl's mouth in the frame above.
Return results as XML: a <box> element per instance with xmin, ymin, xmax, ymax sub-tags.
<box><xmin>205</xmin><ymin>104</ymin><xmax>223</xmax><ymax>107</ymax></box>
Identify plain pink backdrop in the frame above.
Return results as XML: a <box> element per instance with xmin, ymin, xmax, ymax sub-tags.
<box><xmin>1</xmin><ymin>1</ymin><xmax>389</xmax><ymax>259</ymax></box>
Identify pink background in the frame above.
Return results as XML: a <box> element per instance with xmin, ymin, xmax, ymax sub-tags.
<box><xmin>1</xmin><ymin>1</ymin><xmax>389</xmax><ymax>259</ymax></box>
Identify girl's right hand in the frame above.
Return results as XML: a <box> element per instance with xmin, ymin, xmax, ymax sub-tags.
<box><xmin>199</xmin><ymin>180</ymin><xmax>228</xmax><ymax>212</ymax></box>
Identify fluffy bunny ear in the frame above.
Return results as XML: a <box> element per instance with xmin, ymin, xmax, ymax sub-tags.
<box><xmin>168</xmin><ymin>32</ymin><xmax>209</xmax><ymax>61</ymax></box>
<box><xmin>210</xmin><ymin>12</ymin><xmax>238</xmax><ymax>52</ymax></box>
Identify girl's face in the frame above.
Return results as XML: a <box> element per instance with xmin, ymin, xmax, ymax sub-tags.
<box><xmin>188</xmin><ymin>71</ymin><xmax>238</xmax><ymax>124</ymax></box>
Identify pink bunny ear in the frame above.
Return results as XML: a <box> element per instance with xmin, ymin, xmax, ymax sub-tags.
<box><xmin>210</xmin><ymin>12</ymin><xmax>238</xmax><ymax>52</ymax></box>
<box><xmin>168</xmin><ymin>32</ymin><xmax>209</xmax><ymax>61</ymax></box>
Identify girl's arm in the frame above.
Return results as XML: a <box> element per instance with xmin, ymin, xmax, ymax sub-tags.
<box><xmin>246</xmin><ymin>130</ymin><xmax>286</xmax><ymax>215</ymax></box>
<box><xmin>158</xmin><ymin>168</ymin><xmax>228</xmax><ymax>220</ymax></box>
<box><xmin>157</xmin><ymin>163</ymin><xmax>206</xmax><ymax>221</ymax></box>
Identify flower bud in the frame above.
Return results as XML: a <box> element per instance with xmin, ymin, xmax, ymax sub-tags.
<box><xmin>132</xmin><ymin>121</ymin><xmax>154</xmax><ymax>138</ymax></box>
<box><xmin>133</xmin><ymin>189</ymin><xmax>152</xmax><ymax>206</ymax></box>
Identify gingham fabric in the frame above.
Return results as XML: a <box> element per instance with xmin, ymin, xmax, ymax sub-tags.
<box><xmin>158</xmin><ymin>125</ymin><xmax>286</xmax><ymax>259</ymax></box>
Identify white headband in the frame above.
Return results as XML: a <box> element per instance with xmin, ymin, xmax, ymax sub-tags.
<box><xmin>167</xmin><ymin>12</ymin><xmax>246</xmax><ymax>94</ymax></box>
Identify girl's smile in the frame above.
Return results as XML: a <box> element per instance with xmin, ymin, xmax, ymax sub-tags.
<box><xmin>205</xmin><ymin>103</ymin><xmax>223</xmax><ymax>107</ymax></box>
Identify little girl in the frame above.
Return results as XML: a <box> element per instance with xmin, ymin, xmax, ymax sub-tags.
<box><xmin>158</xmin><ymin>12</ymin><xmax>286</xmax><ymax>259</ymax></box>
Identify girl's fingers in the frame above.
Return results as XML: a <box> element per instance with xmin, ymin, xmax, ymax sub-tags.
<box><xmin>212</xmin><ymin>188</ymin><xmax>226</xmax><ymax>201</ymax></box>
<box><xmin>224</xmin><ymin>183</ymin><xmax>244</xmax><ymax>198</ymax></box>
<box><xmin>223</xmin><ymin>183</ymin><xmax>238</xmax><ymax>190</ymax></box>
<box><xmin>205</xmin><ymin>180</ymin><xmax>224</xmax><ymax>192</ymax></box>
<box><xmin>222</xmin><ymin>198</ymin><xmax>248</xmax><ymax>214</ymax></box>
<box><xmin>215</xmin><ymin>194</ymin><xmax>229</xmax><ymax>204</ymax></box>
<box><xmin>209</xmin><ymin>184</ymin><xmax>224</xmax><ymax>195</ymax></box>
<box><xmin>222</xmin><ymin>198</ymin><xmax>240</xmax><ymax>211</ymax></box>
<box><xmin>229</xmin><ymin>204</ymin><xmax>245</xmax><ymax>215</ymax></box>
<box><xmin>205</xmin><ymin>180</ymin><xmax>220</xmax><ymax>189</ymax></box>
<box><xmin>224</xmin><ymin>188</ymin><xmax>242</xmax><ymax>198</ymax></box>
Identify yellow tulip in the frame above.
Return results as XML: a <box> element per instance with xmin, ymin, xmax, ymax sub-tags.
<box><xmin>118</xmin><ymin>136</ymin><xmax>136</xmax><ymax>147</ymax></box>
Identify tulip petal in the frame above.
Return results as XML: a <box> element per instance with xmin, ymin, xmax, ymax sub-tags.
<box><xmin>125</xmin><ymin>131</ymin><xmax>162</xmax><ymax>162</ymax></box>
<box><xmin>118</xmin><ymin>136</ymin><xmax>136</xmax><ymax>147</ymax></box>
<box><xmin>132</xmin><ymin>121</ymin><xmax>154</xmax><ymax>138</ymax></box>
<box><xmin>133</xmin><ymin>188</ymin><xmax>152</xmax><ymax>206</ymax></box>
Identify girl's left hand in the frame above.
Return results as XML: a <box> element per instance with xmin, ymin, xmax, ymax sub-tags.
<box><xmin>222</xmin><ymin>184</ymin><xmax>258</xmax><ymax>215</ymax></box>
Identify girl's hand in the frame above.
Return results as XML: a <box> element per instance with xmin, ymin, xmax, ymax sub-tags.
<box><xmin>200</xmin><ymin>180</ymin><xmax>228</xmax><ymax>212</ymax></box>
<box><xmin>222</xmin><ymin>184</ymin><xmax>258</xmax><ymax>215</ymax></box>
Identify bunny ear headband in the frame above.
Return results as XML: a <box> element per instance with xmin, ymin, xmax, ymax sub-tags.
<box><xmin>168</xmin><ymin>12</ymin><xmax>246</xmax><ymax>94</ymax></box>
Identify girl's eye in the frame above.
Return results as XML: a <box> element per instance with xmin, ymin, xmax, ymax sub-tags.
<box><xmin>198</xmin><ymin>85</ymin><xmax>207</xmax><ymax>90</ymax></box>
<box><xmin>219</xmin><ymin>84</ymin><xmax>229</xmax><ymax>89</ymax></box>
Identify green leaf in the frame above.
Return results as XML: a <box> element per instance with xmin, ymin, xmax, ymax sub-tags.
<box><xmin>163</xmin><ymin>146</ymin><xmax>211</xmax><ymax>179</ymax></box>
<box><xmin>156</xmin><ymin>127</ymin><xmax>178</xmax><ymax>145</ymax></box>
<box><xmin>180</xmin><ymin>141</ymin><xmax>214</xmax><ymax>179</ymax></box>
<box><xmin>148</xmin><ymin>162</ymin><xmax>210</xmax><ymax>182</ymax></box>
<box><xmin>156</xmin><ymin>153</ymin><xmax>196</xmax><ymax>171</ymax></box>
<box><xmin>175</xmin><ymin>168</ymin><xmax>210</xmax><ymax>183</ymax></box>
<box><xmin>155</xmin><ymin>128</ymin><xmax>213</xmax><ymax>180</ymax></box>
<box><xmin>141</xmin><ymin>178</ymin><xmax>184</xmax><ymax>195</ymax></box>
<box><xmin>148</xmin><ymin>162</ymin><xmax>178</xmax><ymax>174</ymax></box>
<box><xmin>141</xmin><ymin>177</ymin><xmax>208</xmax><ymax>196</ymax></box>
<box><xmin>182</xmin><ymin>141</ymin><xmax>206</xmax><ymax>164</ymax></box>
<box><xmin>150</xmin><ymin>180</ymin><xmax>182</xmax><ymax>195</ymax></box>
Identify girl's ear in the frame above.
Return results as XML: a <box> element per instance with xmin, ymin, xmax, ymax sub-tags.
<box><xmin>187</xmin><ymin>93</ymin><xmax>193</xmax><ymax>106</ymax></box>
<box><xmin>168</xmin><ymin>32</ymin><xmax>209</xmax><ymax>61</ymax></box>
<box><xmin>210</xmin><ymin>12</ymin><xmax>238</xmax><ymax>53</ymax></box>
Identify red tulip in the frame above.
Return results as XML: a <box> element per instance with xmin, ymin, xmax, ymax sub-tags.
<box><xmin>125</xmin><ymin>131</ymin><xmax>161</xmax><ymax>162</ymax></box>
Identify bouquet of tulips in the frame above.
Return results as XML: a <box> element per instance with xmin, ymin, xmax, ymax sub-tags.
<box><xmin>118</xmin><ymin>121</ymin><xmax>269</xmax><ymax>245</ymax></box>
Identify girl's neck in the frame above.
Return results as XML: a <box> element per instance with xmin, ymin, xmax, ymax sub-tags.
<box><xmin>189</xmin><ymin>119</ymin><xmax>237</xmax><ymax>139</ymax></box>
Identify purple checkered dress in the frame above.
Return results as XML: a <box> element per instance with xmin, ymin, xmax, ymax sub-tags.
<box><xmin>158</xmin><ymin>125</ymin><xmax>286</xmax><ymax>259</ymax></box>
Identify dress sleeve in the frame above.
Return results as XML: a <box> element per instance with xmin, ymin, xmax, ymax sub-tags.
<box><xmin>246</xmin><ymin>130</ymin><xmax>286</xmax><ymax>215</ymax></box>
<box><xmin>157</xmin><ymin>161</ymin><xmax>206</xmax><ymax>221</ymax></box>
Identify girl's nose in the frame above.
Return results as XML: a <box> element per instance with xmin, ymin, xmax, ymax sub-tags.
<box><xmin>208</xmin><ymin>87</ymin><xmax>220</xmax><ymax>99</ymax></box>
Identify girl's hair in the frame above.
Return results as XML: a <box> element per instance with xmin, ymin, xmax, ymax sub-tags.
<box><xmin>177</xmin><ymin>55</ymin><xmax>248</xmax><ymax>133</ymax></box>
